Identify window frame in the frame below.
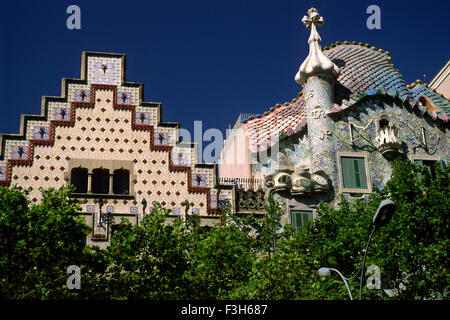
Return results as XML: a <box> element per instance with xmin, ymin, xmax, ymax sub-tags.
<box><xmin>290</xmin><ymin>210</ymin><xmax>314</xmax><ymax>235</ymax></box>
<box><xmin>410</xmin><ymin>154</ymin><xmax>445</xmax><ymax>180</ymax></box>
<box><xmin>337</xmin><ymin>151</ymin><xmax>372</xmax><ymax>194</ymax></box>
<box><xmin>66</xmin><ymin>159</ymin><xmax>136</xmax><ymax>199</ymax></box>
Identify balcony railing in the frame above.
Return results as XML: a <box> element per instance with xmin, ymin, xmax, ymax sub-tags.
<box><xmin>219</xmin><ymin>177</ymin><xmax>265</xmax><ymax>191</ymax></box>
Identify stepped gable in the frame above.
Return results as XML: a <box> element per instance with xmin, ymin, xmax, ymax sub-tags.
<box><xmin>0</xmin><ymin>51</ymin><xmax>233</xmax><ymax>215</ymax></box>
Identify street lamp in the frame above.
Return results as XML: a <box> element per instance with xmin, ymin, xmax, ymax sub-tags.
<box><xmin>358</xmin><ymin>199</ymin><xmax>396</xmax><ymax>300</ymax></box>
<box><xmin>319</xmin><ymin>199</ymin><xmax>396</xmax><ymax>300</ymax></box>
<box><xmin>182</xmin><ymin>199</ymin><xmax>190</xmax><ymax>226</ymax></box>
<box><xmin>318</xmin><ymin>267</ymin><xmax>353</xmax><ymax>300</ymax></box>
<box><xmin>139</xmin><ymin>198</ymin><xmax>147</xmax><ymax>226</ymax></box>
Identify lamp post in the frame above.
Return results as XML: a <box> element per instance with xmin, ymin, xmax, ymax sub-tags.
<box><xmin>318</xmin><ymin>268</ymin><xmax>353</xmax><ymax>300</ymax></box>
<box><xmin>139</xmin><ymin>198</ymin><xmax>147</xmax><ymax>226</ymax></box>
<box><xmin>182</xmin><ymin>199</ymin><xmax>190</xmax><ymax>227</ymax></box>
<box><xmin>318</xmin><ymin>199</ymin><xmax>396</xmax><ymax>300</ymax></box>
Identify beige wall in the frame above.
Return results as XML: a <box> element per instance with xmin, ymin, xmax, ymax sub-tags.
<box><xmin>430</xmin><ymin>59</ymin><xmax>450</xmax><ymax>98</ymax></box>
<box><xmin>219</xmin><ymin>126</ymin><xmax>251</xmax><ymax>179</ymax></box>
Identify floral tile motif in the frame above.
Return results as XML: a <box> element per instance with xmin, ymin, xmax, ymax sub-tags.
<box><xmin>32</xmin><ymin>126</ymin><xmax>50</xmax><ymax>140</ymax></box>
<box><xmin>136</xmin><ymin>112</ymin><xmax>151</xmax><ymax>125</ymax></box>
<box><xmin>130</xmin><ymin>206</ymin><xmax>138</xmax><ymax>214</ymax></box>
<box><xmin>87</xmin><ymin>56</ymin><xmax>122</xmax><ymax>86</ymax></box>
<box><xmin>0</xmin><ymin>166</ymin><xmax>6</xmax><ymax>180</ymax></box>
<box><xmin>117</xmin><ymin>91</ymin><xmax>132</xmax><ymax>104</ymax></box>
<box><xmin>74</xmin><ymin>89</ymin><xmax>91</xmax><ymax>102</ymax></box>
<box><xmin>154</xmin><ymin>132</ymin><xmax>168</xmax><ymax>145</ymax></box>
<box><xmin>54</xmin><ymin>107</ymin><xmax>71</xmax><ymax>121</ymax></box>
<box><xmin>192</xmin><ymin>174</ymin><xmax>207</xmax><ymax>187</ymax></box>
<box><xmin>11</xmin><ymin>145</ymin><xmax>29</xmax><ymax>160</ymax></box>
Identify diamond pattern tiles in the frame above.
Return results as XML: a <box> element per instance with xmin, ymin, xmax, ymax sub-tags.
<box><xmin>0</xmin><ymin>51</ymin><xmax>223</xmax><ymax>216</ymax></box>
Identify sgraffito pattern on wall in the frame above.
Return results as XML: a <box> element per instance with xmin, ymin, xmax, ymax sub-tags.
<box><xmin>0</xmin><ymin>52</ymin><xmax>228</xmax><ymax>217</ymax></box>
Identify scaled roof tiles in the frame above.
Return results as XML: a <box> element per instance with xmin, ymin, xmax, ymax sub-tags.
<box><xmin>244</xmin><ymin>43</ymin><xmax>450</xmax><ymax>152</ymax></box>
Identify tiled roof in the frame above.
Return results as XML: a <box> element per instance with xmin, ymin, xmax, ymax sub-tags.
<box><xmin>244</xmin><ymin>98</ymin><xmax>306</xmax><ymax>152</ymax></box>
<box><xmin>244</xmin><ymin>42</ymin><xmax>450</xmax><ymax>151</ymax></box>
<box><xmin>407</xmin><ymin>81</ymin><xmax>450</xmax><ymax>121</ymax></box>
<box><xmin>325</xmin><ymin>43</ymin><xmax>409</xmax><ymax>108</ymax></box>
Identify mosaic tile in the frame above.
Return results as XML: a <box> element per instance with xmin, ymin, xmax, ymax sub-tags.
<box><xmin>172</xmin><ymin>147</ymin><xmax>193</xmax><ymax>166</ymax></box>
<box><xmin>130</xmin><ymin>206</ymin><xmax>138</xmax><ymax>213</ymax></box>
<box><xmin>191</xmin><ymin>168</ymin><xmax>214</xmax><ymax>188</ymax></box>
<box><xmin>0</xmin><ymin>166</ymin><xmax>6</xmax><ymax>180</ymax></box>
<box><xmin>87</xmin><ymin>56</ymin><xmax>122</xmax><ymax>86</ymax></box>
<box><xmin>68</xmin><ymin>84</ymin><xmax>91</xmax><ymax>102</ymax></box>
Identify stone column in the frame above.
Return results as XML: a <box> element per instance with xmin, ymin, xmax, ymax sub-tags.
<box><xmin>87</xmin><ymin>172</ymin><xmax>92</xmax><ymax>193</ymax></box>
<box><xmin>294</xmin><ymin>8</ymin><xmax>341</xmax><ymax>190</ymax></box>
<box><xmin>303</xmin><ymin>74</ymin><xmax>338</xmax><ymax>187</ymax></box>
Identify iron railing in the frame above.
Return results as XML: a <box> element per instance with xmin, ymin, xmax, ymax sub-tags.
<box><xmin>219</xmin><ymin>177</ymin><xmax>265</xmax><ymax>191</ymax></box>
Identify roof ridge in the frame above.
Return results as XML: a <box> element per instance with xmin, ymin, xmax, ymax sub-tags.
<box><xmin>242</xmin><ymin>95</ymin><xmax>303</xmax><ymax>124</ymax></box>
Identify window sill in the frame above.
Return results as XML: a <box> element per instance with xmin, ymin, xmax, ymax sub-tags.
<box><xmin>70</xmin><ymin>193</ymin><xmax>135</xmax><ymax>199</ymax></box>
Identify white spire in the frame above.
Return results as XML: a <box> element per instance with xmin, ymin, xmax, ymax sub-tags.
<box><xmin>295</xmin><ymin>8</ymin><xmax>340</xmax><ymax>85</ymax></box>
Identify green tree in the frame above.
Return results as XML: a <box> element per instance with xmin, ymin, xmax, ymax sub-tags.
<box><xmin>0</xmin><ymin>186</ymin><xmax>90</xmax><ymax>299</ymax></box>
<box><xmin>230</xmin><ymin>160</ymin><xmax>449</xmax><ymax>300</ymax></box>
<box><xmin>93</xmin><ymin>202</ymin><xmax>190</xmax><ymax>299</ymax></box>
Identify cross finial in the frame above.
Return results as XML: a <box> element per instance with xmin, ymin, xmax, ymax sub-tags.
<box><xmin>302</xmin><ymin>7</ymin><xmax>323</xmax><ymax>29</ymax></box>
<box><xmin>294</xmin><ymin>7</ymin><xmax>340</xmax><ymax>85</ymax></box>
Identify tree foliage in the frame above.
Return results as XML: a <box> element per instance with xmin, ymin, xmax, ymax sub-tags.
<box><xmin>0</xmin><ymin>160</ymin><xmax>448</xmax><ymax>300</ymax></box>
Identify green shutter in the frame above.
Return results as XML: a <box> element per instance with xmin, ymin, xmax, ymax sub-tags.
<box><xmin>291</xmin><ymin>210</ymin><xmax>313</xmax><ymax>235</ymax></box>
<box><xmin>341</xmin><ymin>157</ymin><xmax>356</xmax><ymax>188</ymax></box>
<box><xmin>341</xmin><ymin>157</ymin><xmax>367</xmax><ymax>189</ymax></box>
<box><xmin>414</xmin><ymin>159</ymin><xmax>424</xmax><ymax>181</ymax></box>
<box><xmin>354</xmin><ymin>158</ymin><xmax>367</xmax><ymax>188</ymax></box>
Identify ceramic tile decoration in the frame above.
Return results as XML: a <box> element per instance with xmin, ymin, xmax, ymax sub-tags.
<box><xmin>87</xmin><ymin>56</ymin><xmax>122</xmax><ymax>86</ymax></box>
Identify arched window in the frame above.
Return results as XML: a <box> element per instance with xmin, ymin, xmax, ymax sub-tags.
<box><xmin>379</xmin><ymin>118</ymin><xmax>390</xmax><ymax>129</ymax></box>
<box><xmin>113</xmin><ymin>169</ymin><xmax>130</xmax><ymax>195</ymax></box>
<box><xmin>71</xmin><ymin>167</ymin><xmax>88</xmax><ymax>193</ymax></box>
<box><xmin>377</xmin><ymin>116</ymin><xmax>391</xmax><ymax>131</ymax></box>
<box><xmin>92</xmin><ymin>168</ymin><xmax>110</xmax><ymax>194</ymax></box>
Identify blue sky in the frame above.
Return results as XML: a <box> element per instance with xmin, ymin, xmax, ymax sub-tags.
<box><xmin>1</xmin><ymin>0</ymin><xmax>449</xmax><ymax>149</ymax></box>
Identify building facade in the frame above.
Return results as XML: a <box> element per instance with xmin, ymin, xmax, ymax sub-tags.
<box><xmin>1</xmin><ymin>8</ymin><xmax>449</xmax><ymax>243</ymax></box>
<box><xmin>0</xmin><ymin>52</ymin><xmax>234</xmax><ymax>247</ymax></box>
<box><xmin>219</xmin><ymin>8</ymin><xmax>450</xmax><ymax>228</ymax></box>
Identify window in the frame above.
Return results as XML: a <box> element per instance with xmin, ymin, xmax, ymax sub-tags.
<box><xmin>412</xmin><ymin>155</ymin><xmax>445</xmax><ymax>180</ymax></box>
<box><xmin>92</xmin><ymin>168</ymin><xmax>110</xmax><ymax>194</ymax></box>
<box><xmin>337</xmin><ymin>152</ymin><xmax>372</xmax><ymax>193</ymax></box>
<box><xmin>67</xmin><ymin>159</ymin><xmax>135</xmax><ymax>198</ymax></box>
<box><xmin>291</xmin><ymin>210</ymin><xmax>313</xmax><ymax>235</ymax></box>
<box><xmin>71</xmin><ymin>167</ymin><xmax>88</xmax><ymax>193</ymax></box>
<box><xmin>113</xmin><ymin>169</ymin><xmax>130</xmax><ymax>195</ymax></box>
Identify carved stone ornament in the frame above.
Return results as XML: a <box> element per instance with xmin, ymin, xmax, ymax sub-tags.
<box><xmin>265</xmin><ymin>163</ymin><xmax>330</xmax><ymax>197</ymax></box>
<box><xmin>375</xmin><ymin>122</ymin><xmax>401</xmax><ymax>160</ymax></box>
<box><xmin>236</xmin><ymin>188</ymin><xmax>266</xmax><ymax>212</ymax></box>
<box><xmin>295</xmin><ymin>8</ymin><xmax>340</xmax><ymax>85</ymax></box>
